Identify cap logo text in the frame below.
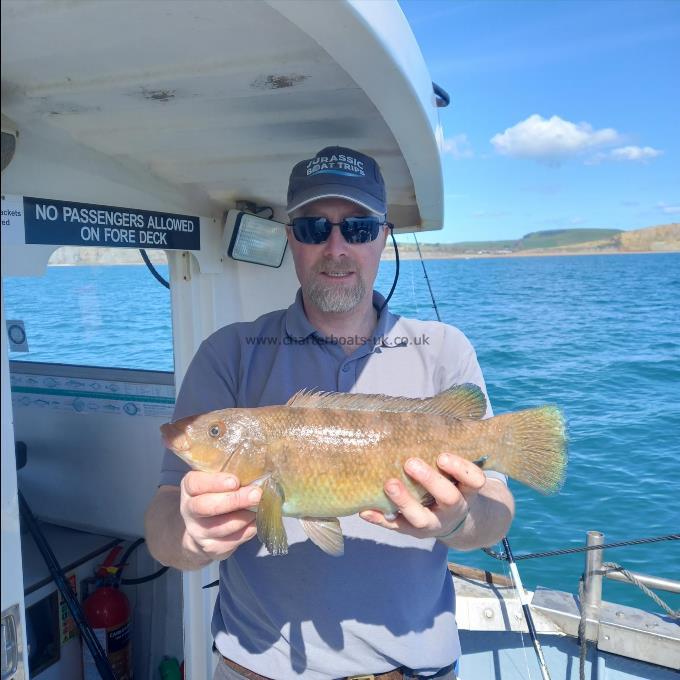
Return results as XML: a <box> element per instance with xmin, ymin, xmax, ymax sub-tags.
<box><xmin>306</xmin><ymin>154</ymin><xmax>365</xmax><ymax>177</ymax></box>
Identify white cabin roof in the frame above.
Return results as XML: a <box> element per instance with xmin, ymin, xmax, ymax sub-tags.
<box><xmin>1</xmin><ymin>0</ymin><xmax>444</xmax><ymax>232</ymax></box>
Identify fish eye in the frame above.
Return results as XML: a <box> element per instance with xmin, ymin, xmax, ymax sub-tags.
<box><xmin>208</xmin><ymin>422</ymin><xmax>224</xmax><ymax>439</ymax></box>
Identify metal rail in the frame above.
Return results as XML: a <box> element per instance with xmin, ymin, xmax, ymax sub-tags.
<box><xmin>603</xmin><ymin>567</ymin><xmax>680</xmax><ymax>594</ymax></box>
<box><xmin>584</xmin><ymin>531</ymin><xmax>604</xmax><ymax>615</ymax></box>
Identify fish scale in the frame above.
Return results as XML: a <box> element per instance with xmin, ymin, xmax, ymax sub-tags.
<box><xmin>267</xmin><ymin>408</ymin><xmax>453</xmax><ymax>516</ymax></box>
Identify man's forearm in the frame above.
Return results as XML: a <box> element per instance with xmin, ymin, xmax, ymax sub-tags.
<box><xmin>144</xmin><ymin>486</ymin><xmax>216</xmax><ymax>571</ymax></box>
<box><xmin>444</xmin><ymin>478</ymin><xmax>515</xmax><ymax>551</ymax></box>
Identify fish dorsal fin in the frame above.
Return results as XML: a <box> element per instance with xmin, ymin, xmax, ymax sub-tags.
<box><xmin>300</xmin><ymin>517</ymin><xmax>344</xmax><ymax>556</ymax></box>
<box><xmin>286</xmin><ymin>383</ymin><xmax>486</xmax><ymax>420</ymax></box>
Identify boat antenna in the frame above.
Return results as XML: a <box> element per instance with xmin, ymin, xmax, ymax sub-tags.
<box><xmin>412</xmin><ymin>240</ymin><xmax>552</xmax><ymax>680</ymax></box>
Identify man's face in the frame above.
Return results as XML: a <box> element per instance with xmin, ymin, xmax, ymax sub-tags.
<box><xmin>286</xmin><ymin>197</ymin><xmax>388</xmax><ymax>314</ymax></box>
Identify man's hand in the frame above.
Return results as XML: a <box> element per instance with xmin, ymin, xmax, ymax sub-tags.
<box><xmin>359</xmin><ymin>454</ymin><xmax>514</xmax><ymax>549</ymax></box>
<box><xmin>180</xmin><ymin>471</ymin><xmax>262</xmax><ymax>564</ymax></box>
<box><xmin>145</xmin><ymin>473</ymin><xmax>262</xmax><ymax>570</ymax></box>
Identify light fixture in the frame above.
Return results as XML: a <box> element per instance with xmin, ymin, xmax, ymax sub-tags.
<box><xmin>223</xmin><ymin>210</ymin><xmax>287</xmax><ymax>268</ymax></box>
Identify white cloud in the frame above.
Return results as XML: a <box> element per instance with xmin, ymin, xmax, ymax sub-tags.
<box><xmin>435</xmin><ymin>125</ymin><xmax>473</xmax><ymax>158</ymax></box>
<box><xmin>610</xmin><ymin>146</ymin><xmax>663</xmax><ymax>162</ymax></box>
<box><xmin>657</xmin><ymin>202</ymin><xmax>680</xmax><ymax>215</ymax></box>
<box><xmin>490</xmin><ymin>114</ymin><xmax>620</xmax><ymax>162</ymax></box>
<box><xmin>588</xmin><ymin>145</ymin><xmax>664</xmax><ymax>164</ymax></box>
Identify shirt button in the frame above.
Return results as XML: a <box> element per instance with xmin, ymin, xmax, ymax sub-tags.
<box><xmin>342</xmin><ymin>365</ymin><xmax>350</xmax><ymax>373</ymax></box>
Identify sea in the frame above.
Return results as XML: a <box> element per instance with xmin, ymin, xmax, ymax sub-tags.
<box><xmin>4</xmin><ymin>252</ymin><xmax>679</xmax><ymax>614</ymax></box>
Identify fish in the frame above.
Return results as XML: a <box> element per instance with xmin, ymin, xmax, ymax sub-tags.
<box><xmin>161</xmin><ymin>384</ymin><xmax>567</xmax><ymax>557</ymax></box>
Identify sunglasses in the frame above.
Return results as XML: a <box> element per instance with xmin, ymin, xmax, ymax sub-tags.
<box><xmin>290</xmin><ymin>215</ymin><xmax>384</xmax><ymax>244</ymax></box>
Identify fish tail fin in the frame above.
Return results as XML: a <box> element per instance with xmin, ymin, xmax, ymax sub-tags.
<box><xmin>482</xmin><ymin>406</ymin><xmax>567</xmax><ymax>494</ymax></box>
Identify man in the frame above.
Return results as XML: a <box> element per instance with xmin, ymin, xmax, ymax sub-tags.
<box><xmin>145</xmin><ymin>146</ymin><xmax>515</xmax><ymax>680</ymax></box>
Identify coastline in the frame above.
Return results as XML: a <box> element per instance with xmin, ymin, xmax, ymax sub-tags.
<box><xmin>44</xmin><ymin>248</ymin><xmax>679</xmax><ymax>266</ymax></box>
<box><xmin>381</xmin><ymin>248</ymin><xmax>679</xmax><ymax>261</ymax></box>
<box><xmin>43</xmin><ymin>222</ymin><xmax>679</xmax><ymax>266</ymax></box>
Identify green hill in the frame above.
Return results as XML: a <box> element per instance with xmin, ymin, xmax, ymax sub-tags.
<box><xmin>517</xmin><ymin>228</ymin><xmax>622</xmax><ymax>250</ymax></box>
<box><xmin>451</xmin><ymin>228</ymin><xmax>623</xmax><ymax>252</ymax></box>
<box><xmin>398</xmin><ymin>228</ymin><xmax>624</xmax><ymax>255</ymax></box>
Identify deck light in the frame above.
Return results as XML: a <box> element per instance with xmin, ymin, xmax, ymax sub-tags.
<box><xmin>223</xmin><ymin>210</ymin><xmax>287</xmax><ymax>268</ymax></box>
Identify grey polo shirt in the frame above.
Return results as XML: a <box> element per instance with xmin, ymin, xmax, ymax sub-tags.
<box><xmin>160</xmin><ymin>290</ymin><xmax>499</xmax><ymax>680</ymax></box>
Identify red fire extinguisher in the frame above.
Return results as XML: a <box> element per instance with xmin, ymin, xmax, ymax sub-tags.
<box><xmin>82</xmin><ymin>547</ymin><xmax>133</xmax><ymax>680</ymax></box>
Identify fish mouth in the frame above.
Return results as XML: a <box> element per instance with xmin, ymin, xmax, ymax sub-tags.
<box><xmin>160</xmin><ymin>422</ymin><xmax>191</xmax><ymax>453</ymax></box>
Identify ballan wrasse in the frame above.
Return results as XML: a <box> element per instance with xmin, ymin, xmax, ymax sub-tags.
<box><xmin>161</xmin><ymin>384</ymin><xmax>567</xmax><ymax>556</ymax></box>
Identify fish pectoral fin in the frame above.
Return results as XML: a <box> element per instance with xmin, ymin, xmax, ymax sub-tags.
<box><xmin>299</xmin><ymin>517</ymin><xmax>344</xmax><ymax>557</ymax></box>
<box><xmin>256</xmin><ymin>478</ymin><xmax>288</xmax><ymax>556</ymax></box>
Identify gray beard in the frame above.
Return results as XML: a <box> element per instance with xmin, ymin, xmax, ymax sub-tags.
<box><xmin>306</xmin><ymin>277</ymin><xmax>366</xmax><ymax>313</ymax></box>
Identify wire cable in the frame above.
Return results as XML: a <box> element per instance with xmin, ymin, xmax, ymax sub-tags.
<box><xmin>139</xmin><ymin>249</ymin><xmax>170</xmax><ymax>289</ymax></box>
<box><xmin>378</xmin><ymin>224</ymin><xmax>399</xmax><ymax>316</ymax></box>
<box><xmin>115</xmin><ymin>536</ymin><xmax>170</xmax><ymax>586</ymax></box>
<box><xmin>412</xmin><ymin>234</ymin><xmax>441</xmax><ymax>321</ymax></box>
<box><xmin>482</xmin><ymin>533</ymin><xmax>679</xmax><ymax>562</ymax></box>
<box><xmin>19</xmin><ymin>491</ymin><xmax>116</xmax><ymax>680</ymax></box>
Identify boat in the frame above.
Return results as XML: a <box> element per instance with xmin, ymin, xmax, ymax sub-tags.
<box><xmin>1</xmin><ymin>1</ymin><xmax>678</xmax><ymax>678</ymax></box>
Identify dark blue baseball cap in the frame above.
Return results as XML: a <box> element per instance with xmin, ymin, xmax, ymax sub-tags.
<box><xmin>287</xmin><ymin>146</ymin><xmax>386</xmax><ymax>216</ymax></box>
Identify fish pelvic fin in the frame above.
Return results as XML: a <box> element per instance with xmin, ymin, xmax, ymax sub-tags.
<box><xmin>256</xmin><ymin>477</ymin><xmax>288</xmax><ymax>556</ymax></box>
<box><xmin>299</xmin><ymin>518</ymin><xmax>344</xmax><ymax>556</ymax></box>
<box><xmin>485</xmin><ymin>406</ymin><xmax>568</xmax><ymax>494</ymax></box>
<box><xmin>286</xmin><ymin>383</ymin><xmax>487</xmax><ymax>420</ymax></box>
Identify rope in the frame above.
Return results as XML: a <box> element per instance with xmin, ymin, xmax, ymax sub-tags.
<box><xmin>482</xmin><ymin>533</ymin><xmax>679</xmax><ymax>562</ymax></box>
<box><xmin>574</xmin><ymin>561</ymin><xmax>680</xmax><ymax>680</ymax></box>
<box><xmin>577</xmin><ymin>577</ymin><xmax>588</xmax><ymax>680</ymax></box>
<box><xmin>600</xmin><ymin>563</ymin><xmax>680</xmax><ymax>619</ymax></box>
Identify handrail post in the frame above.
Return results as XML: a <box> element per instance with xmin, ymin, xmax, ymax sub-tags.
<box><xmin>584</xmin><ymin>530</ymin><xmax>604</xmax><ymax>638</ymax></box>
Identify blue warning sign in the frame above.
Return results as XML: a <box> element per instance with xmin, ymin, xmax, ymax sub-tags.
<box><xmin>22</xmin><ymin>196</ymin><xmax>200</xmax><ymax>250</ymax></box>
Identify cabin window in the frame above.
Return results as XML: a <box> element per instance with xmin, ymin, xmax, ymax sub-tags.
<box><xmin>3</xmin><ymin>247</ymin><xmax>173</xmax><ymax>371</ymax></box>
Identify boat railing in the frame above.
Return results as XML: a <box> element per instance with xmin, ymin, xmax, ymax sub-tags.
<box><xmin>603</xmin><ymin>567</ymin><xmax>680</xmax><ymax>593</ymax></box>
<box><xmin>451</xmin><ymin>530</ymin><xmax>680</xmax><ymax>671</ymax></box>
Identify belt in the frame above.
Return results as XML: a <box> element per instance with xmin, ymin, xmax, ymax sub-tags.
<box><xmin>221</xmin><ymin>655</ymin><xmax>406</xmax><ymax>680</ymax></box>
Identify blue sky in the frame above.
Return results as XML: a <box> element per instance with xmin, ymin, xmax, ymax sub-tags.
<box><xmin>398</xmin><ymin>0</ymin><xmax>680</xmax><ymax>243</ymax></box>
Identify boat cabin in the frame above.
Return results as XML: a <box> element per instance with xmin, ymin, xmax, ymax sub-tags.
<box><xmin>1</xmin><ymin>2</ymin><xmax>444</xmax><ymax>677</ymax></box>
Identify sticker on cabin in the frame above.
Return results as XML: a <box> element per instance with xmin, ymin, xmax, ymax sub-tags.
<box><xmin>10</xmin><ymin>371</ymin><xmax>176</xmax><ymax>418</ymax></box>
<box><xmin>15</xmin><ymin>196</ymin><xmax>200</xmax><ymax>250</ymax></box>
<box><xmin>6</xmin><ymin>320</ymin><xmax>29</xmax><ymax>352</ymax></box>
<box><xmin>59</xmin><ymin>573</ymin><xmax>78</xmax><ymax>644</ymax></box>
<box><xmin>1</xmin><ymin>194</ymin><xmax>26</xmax><ymax>244</ymax></box>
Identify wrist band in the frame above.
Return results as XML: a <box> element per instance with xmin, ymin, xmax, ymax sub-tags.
<box><xmin>435</xmin><ymin>510</ymin><xmax>469</xmax><ymax>541</ymax></box>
